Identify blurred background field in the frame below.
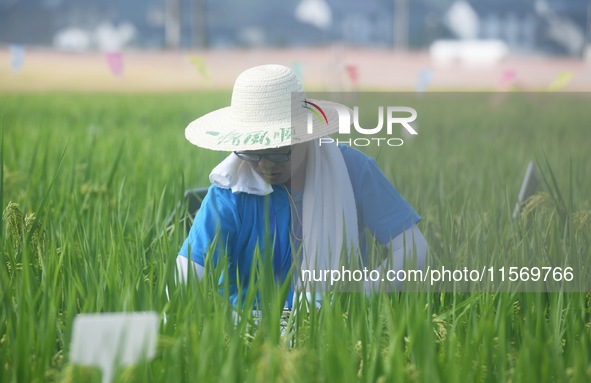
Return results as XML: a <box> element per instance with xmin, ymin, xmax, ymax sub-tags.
<box><xmin>1</xmin><ymin>0</ymin><xmax>591</xmax><ymax>382</ymax></box>
<box><xmin>1</xmin><ymin>48</ymin><xmax>591</xmax><ymax>92</ymax></box>
<box><xmin>2</xmin><ymin>0</ymin><xmax>591</xmax><ymax>92</ymax></box>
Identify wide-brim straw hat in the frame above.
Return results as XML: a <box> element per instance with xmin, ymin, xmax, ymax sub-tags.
<box><xmin>185</xmin><ymin>64</ymin><xmax>348</xmax><ymax>151</ymax></box>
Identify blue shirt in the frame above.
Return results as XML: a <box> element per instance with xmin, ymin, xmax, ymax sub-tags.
<box><xmin>179</xmin><ymin>145</ymin><xmax>421</xmax><ymax>306</ymax></box>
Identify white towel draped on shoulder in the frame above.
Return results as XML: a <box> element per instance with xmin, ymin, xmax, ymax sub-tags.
<box><xmin>300</xmin><ymin>140</ymin><xmax>358</xmax><ymax>284</ymax></box>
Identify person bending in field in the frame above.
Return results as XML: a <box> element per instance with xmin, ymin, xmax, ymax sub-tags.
<box><xmin>177</xmin><ymin>64</ymin><xmax>427</xmax><ymax>308</ymax></box>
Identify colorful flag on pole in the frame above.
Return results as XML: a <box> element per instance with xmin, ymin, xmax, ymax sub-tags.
<box><xmin>188</xmin><ymin>55</ymin><xmax>209</xmax><ymax>79</ymax></box>
<box><xmin>9</xmin><ymin>44</ymin><xmax>25</xmax><ymax>74</ymax></box>
<box><xmin>105</xmin><ymin>52</ymin><xmax>124</xmax><ymax>77</ymax></box>
<box><xmin>547</xmin><ymin>72</ymin><xmax>573</xmax><ymax>91</ymax></box>
<box><xmin>345</xmin><ymin>64</ymin><xmax>358</xmax><ymax>87</ymax></box>
<box><xmin>291</xmin><ymin>62</ymin><xmax>303</xmax><ymax>81</ymax></box>
<box><xmin>500</xmin><ymin>70</ymin><xmax>515</xmax><ymax>85</ymax></box>
<box><xmin>416</xmin><ymin>68</ymin><xmax>433</xmax><ymax>93</ymax></box>
<box><xmin>497</xmin><ymin>69</ymin><xmax>516</xmax><ymax>91</ymax></box>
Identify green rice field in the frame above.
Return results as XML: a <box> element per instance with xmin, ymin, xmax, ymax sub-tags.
<box><xmin>0</xmin><ymin>91</ymin><xmax>590</xmax><ymax>382</ymax></box>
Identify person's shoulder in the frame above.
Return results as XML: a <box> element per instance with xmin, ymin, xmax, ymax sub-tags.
<box><xmin>207</xmin><ymin>184</ymin><xmax>231</xmax><ymax>197</ymax></box>
<box><xmin>338</xmin><ymin>144</ymin><xmax>372</xmax><ymax>159</ymax></box>
<box><xmin>338</xmin><ymin>144</ymin><xmax>375</xmax><ymax>170</ymax></box>
<box><xmin>207</xmin><ymin>185</ymin><xmax>265</xmax><ymax>205</ymax></box>
<box><xmin>204</xmin><ymin>185</ymin><xmax>240</xmax><ymax>205</ymax></box>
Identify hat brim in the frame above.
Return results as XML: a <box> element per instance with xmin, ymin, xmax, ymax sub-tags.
<box><xmin>185</xmin><ymin>99</ymin><xmax>350</xmax><ymax>151</ymax></box>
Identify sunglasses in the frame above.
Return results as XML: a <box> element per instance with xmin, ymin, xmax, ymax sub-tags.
<box><xmin>234</xmin><ymin>149</ymin><xmax>292</xmax><ymax>163</ymax></box>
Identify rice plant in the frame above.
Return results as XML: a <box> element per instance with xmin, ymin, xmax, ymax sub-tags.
<box><xmin>0</xmin><ymin>91</ymin><xmax>589</xmax><ymax>382</ymax></box>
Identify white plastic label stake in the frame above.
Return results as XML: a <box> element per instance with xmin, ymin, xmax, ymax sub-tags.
<box><xmin>513</xmin><ymin>161</ymin><xmax>540</xmax><ymax>219</ymax></box>
<box><xmin>70</xmin><ymin>312</ymin><xmax>159</xmax><ymax>383</ymax></box>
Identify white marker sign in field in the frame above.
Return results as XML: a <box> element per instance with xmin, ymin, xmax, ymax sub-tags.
<box><xmin>70</xmin><ymin>312</ymin><xmax>159</xmax><ymax>383</ymax></box>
